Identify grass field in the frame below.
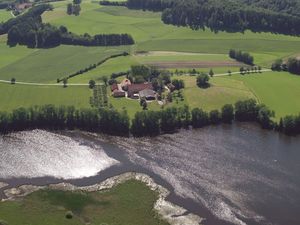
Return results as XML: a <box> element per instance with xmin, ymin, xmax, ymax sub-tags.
<box><xmin>46</xmin><ymin>3</ymin><xmax>300</xmax><ymax>67</ymax></box>
<box><xmin>0</xmin><ymin>9</ymin><xmax>12</xmax><ymax>22</ymax></box>
<box><xmin>0</xmin><ymin>83</ymin><xmax>91</xmax><ymax>111</ymax></box>
<box><xmin>0</xmin><ymin>180</ymin><xmax>168</xmax><ymax>225</ymax></box>
<box><xmin>180</xmin><ymin>75</ymin><xmax>255</xmax><ymax>112</ymax></box>
<box><xmin>229</xmin><ymin>72</ymin><xmax>300</xmax><ymax>119</ymax></box>
<box><xmin>0</xmin><ymin>43</ymin><xmax>130</xmax><ymax>83</ymax></box>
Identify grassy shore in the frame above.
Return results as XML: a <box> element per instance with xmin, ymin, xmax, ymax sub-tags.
<box><xmin>0</xmin><ymin>180</ymin><xmax>169</xmax><ymax>225</ymax></box>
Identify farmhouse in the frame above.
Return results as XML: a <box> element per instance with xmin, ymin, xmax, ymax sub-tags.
<box><xmin>15</xmin><ymin>2</ymin><xmax>32</xmax><ymax>11</ymax></box>
<box><xmin>127</xmin><ymin>83</ymin><xmax>153</xmax><ymax>99</ymax></box>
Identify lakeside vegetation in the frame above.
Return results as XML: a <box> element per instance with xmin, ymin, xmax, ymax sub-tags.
<box><xmin>0</xmin><ymin>180</ymin><xmax>169</xmax><ymax>225</ymax></box>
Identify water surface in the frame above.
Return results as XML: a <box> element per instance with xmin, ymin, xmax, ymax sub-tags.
<box><xmin>0</xmin><ymin>124</ymin><xmax>299</xmax><ymax>225</ymax></box>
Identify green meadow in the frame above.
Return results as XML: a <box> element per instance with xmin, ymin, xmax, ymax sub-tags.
<box><xmin>0</xmin><ymin>9</ymin><xmax>12</xmax><ymax>22</ymax></box>
<box><xmin>229</xmin><ymin>72</ymin><xmax>300</xmax><ymax>119</ymax></box>
<box><xmin>180</xmin><ymin>75</ymin><xmax>255</xmax><ymax>112</ymax></box>
<box><xmin>0</xmin><ymin>83</ymin><xmax>91</xmax><ymax>111</ymax></box>
<box><xmin>0</xmin><ymin>180</ymin><xmax>169</xmax><ymax>225</ymax></box>
<box><xmin>0</xmin><ymin>42</ymin><xmax>129</xmax><ymax>83</ymax></box>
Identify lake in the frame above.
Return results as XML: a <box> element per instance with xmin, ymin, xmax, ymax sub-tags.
<box><xmin>0</xmin><ymin>123</ymin><xmax>299</xmax><ymax>225</ymax></box>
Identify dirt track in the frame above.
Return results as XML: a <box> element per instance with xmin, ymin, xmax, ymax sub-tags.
<box><xmin>145</xmin><ymin>61</ymin><xmax>244</xmax><ymax>68</ymax></box>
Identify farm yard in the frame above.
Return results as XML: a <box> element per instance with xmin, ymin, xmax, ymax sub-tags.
<box><xmin>0</xmin><ymin>0</ymin><xmax>299</xmax><ymax>120</ymax></box>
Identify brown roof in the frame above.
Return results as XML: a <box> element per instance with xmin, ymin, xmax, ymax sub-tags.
<box><xmin>127</xmin><ymin>83</ymin><xmax>153</xmax><ymax>97</ymax></box>
<box><xmin>15</xmin><ymin>3</ymin><xmax>32</xmax><ymax>10</ymax></box>
<box><xmin>112</xmin><ymin>90</ymin><xmax>125</xmax><ymax>97</ymax></box>
<box><xmin>111</xmin><ymin>83</ymin><xmax>118</xmax><ymax>92</ymax></box>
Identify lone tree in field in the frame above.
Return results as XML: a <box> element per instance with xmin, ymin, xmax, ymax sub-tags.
<box><xmin>89</xmin><ymin>80</ymin><xmax>96</xmax><ymax>89</ymax></box>
<box><xmin>196</xmin><ymin>73</ymin><xmax>210</xmax><ymax>88</ymax></box>
<box><xmin>101</xmin><ymin>76</ymin><xmax>108</xmax><ymax>86</ymax></box>
<box><xmin>140</xmin><ymin>97</ymin><xmax>148</xmax><ymax>110</ymax></box>
<box><xmin>63</xmin><ymin>78</ymin><xmax>68</xmax><ymax>88</ymax></box>
<box><xmin>67</xmin><ymin>3</ymin><xmax>73</xmax><ymax>15</ymax></box>
<box><xmin>258</xmin><ymin>66</ymin><xmax>262</xmax><ymax>73</ymax></box>
<box><xmin>228</xmin><ymin>70</ymin><xmax>232</xmax><ymax>76</ymax></box>
<box><xmin>11</xmin><ymin>77</ymin><xmax>16</xmax><ymax>84</ymax></box>
<box><xmin>209</xmin><ymin>68</ymin><xmax>214</xmax><ymax>77</ymax></box>
<box><xmin>73</xmin><ymin>0</ymin><xmax>81</xmax><ymax>4</ymax></box>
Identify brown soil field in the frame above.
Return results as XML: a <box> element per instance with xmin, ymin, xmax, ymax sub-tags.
<box><xmin>145</xmin><ymin>61</ymin><xmax>244</xmax><ymax>68</ymax></box>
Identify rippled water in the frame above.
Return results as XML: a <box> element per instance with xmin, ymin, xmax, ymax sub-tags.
<box><xmin>0</xmin><ymin>125</ymin><xmax>299</xmax><ymax>225</ymax></box>
<box><xmin>0</xmin><ymin>130</ymin><xmax>118</xmax><ymax>179</ymax></box>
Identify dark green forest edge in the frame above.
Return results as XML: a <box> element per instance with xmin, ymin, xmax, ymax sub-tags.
<box><xmin>0</xmin><ymin>4</ymin><xmax>134</xmax><ymax>48</ymax></box>
<box><xmin>0</xmin><ymin>98</ymin><xmax>300</xmax><ymax>136</ymax></box>
<box><xmin>124</xmin><ymin>0</ymin><xmax>300</xmax><ymax>36</ymax></box>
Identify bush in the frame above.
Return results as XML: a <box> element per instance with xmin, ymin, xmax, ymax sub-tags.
<box><xmin>65</xmin><ymin>211</ymin><xmax>73</xmax><ymax>219</ymax></box>
<box><xmin>196</xmin><ymin>73</ymin><xmax>210</xmax><ymax>88</ymax></box>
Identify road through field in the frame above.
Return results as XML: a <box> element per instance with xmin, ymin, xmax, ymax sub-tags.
<box><xmin>0</xmin><ymin>70</ymin><xmax>272</xmax><ymax>86</ymax></box>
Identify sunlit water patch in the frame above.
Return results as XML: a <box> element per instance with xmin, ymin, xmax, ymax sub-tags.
<box><xmin>0</xmin><ymin>130</ymin><xmax>119</xmax><ymax>179</ymax></box>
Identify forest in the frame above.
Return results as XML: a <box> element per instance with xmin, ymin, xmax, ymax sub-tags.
<box><xmin>127</xmin><ymin>0</ymin><xmax>300</xmax><ymax>35</ymax></box>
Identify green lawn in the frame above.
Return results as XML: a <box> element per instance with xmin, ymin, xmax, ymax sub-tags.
<box><xmin>0</xmin><ymin>180</ymin><xmax>169</xmax><ymax>225</ymax></box>
<box><xmin>69</xmin><ymin>55</ymin><xmax>137</xmax><ymax>83</ymax></box>
<box><xmin>0</xmin><ymin>44</ymin><xmax>130</xmax><ymax>83</ymax></box>
<box><xmin>0</xmin><ymin>83</ymin><xmax>92</xmax><ymax>111</ymax></box>
<box><xmin>180</xmin><ymin>75</ymin><xmax>255</xmax><ymax>112</ymax></box>
<box><xmin>0</xmin><ymin>9</ymin><xmax>12</xmax><ymax>22</ymax></box>
<box><xmin>229</xmin><ymin>72</ymin><xmax>300</xmax><ymax>119</ymax></box>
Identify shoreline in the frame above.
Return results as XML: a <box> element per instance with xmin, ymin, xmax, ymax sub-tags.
<box><xmin>1</xmin><ymin>172</ymin><xmax>203</xmax><ymax>225</ymax></box>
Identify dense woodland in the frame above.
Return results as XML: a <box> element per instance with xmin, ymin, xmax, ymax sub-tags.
<box><xmin>1</xmin><ymin>4</ymin><xmax>134</xmax><ymax>48</ymax></box>
<box><xmin>1</xmin><ymin>99</ymin><xmax>299</xmax><ymax>136</ymax></box>
<box><xmin>127</xmin><ymin>0</ymin><xmax>300</xmax><ymax>35</ymax></box>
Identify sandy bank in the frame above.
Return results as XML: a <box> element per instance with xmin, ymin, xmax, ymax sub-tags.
<box><xmin>0</xmin><ymin>182</ymin><xmax>8</xmax><ymax>189</ymax></box>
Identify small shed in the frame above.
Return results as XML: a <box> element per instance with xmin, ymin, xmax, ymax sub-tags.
<box><xmin>139</xmin><ymin>89</ymin><xmax>156</xmax><ymax>100</ymax></box>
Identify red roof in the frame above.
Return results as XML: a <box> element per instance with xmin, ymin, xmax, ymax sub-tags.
<box><xmin>111</xmin><ymin>83</ymin><xmax>118</xmax><ymax>92</ymax></box>
<box><xmin>127</xmin><ymin>83</ymin><xmax>153</xmax><ymax>97</ymax></box>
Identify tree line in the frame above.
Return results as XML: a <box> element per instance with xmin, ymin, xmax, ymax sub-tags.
<box><xmin>229</xmin><ymin>49</ymin><xmax>254</xmax><ymax>65</ymax></box>
<box><xmin>57</xmin><ymin>52</ymin><xmax>129</xmax><ymax>82</ymax></box>
<box><xmin>99</xmin><ymin>1</ymin><xmax>127</xmax><ymax>6</ymax></box>
<box><xmin>1</xmin><ymin>99</ymin><xmax>299</xmax><ymax>136</ymax></box>
<box><xmin>126</xmin><ymin>0</ymin><xmax>300</xmax><ymax>36</ymax></box>
<box><xmin>271</xmin><ymin>57</ymin><xmax>300</xmax><ymax>75</ymax></box>
<box><xmin>132</xmin><ymin>99</ymin><xmax>300</xmax><ymax>136</ymax></box>
<box><xmin>2</xmin><ymin>4</ymin><xmax>135</xmax><ymax>48</ymax></box>
<box><xmin>0</xmin><ymin>105</ymin><xmax>130</xmax><ymax>136</ymax></box>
